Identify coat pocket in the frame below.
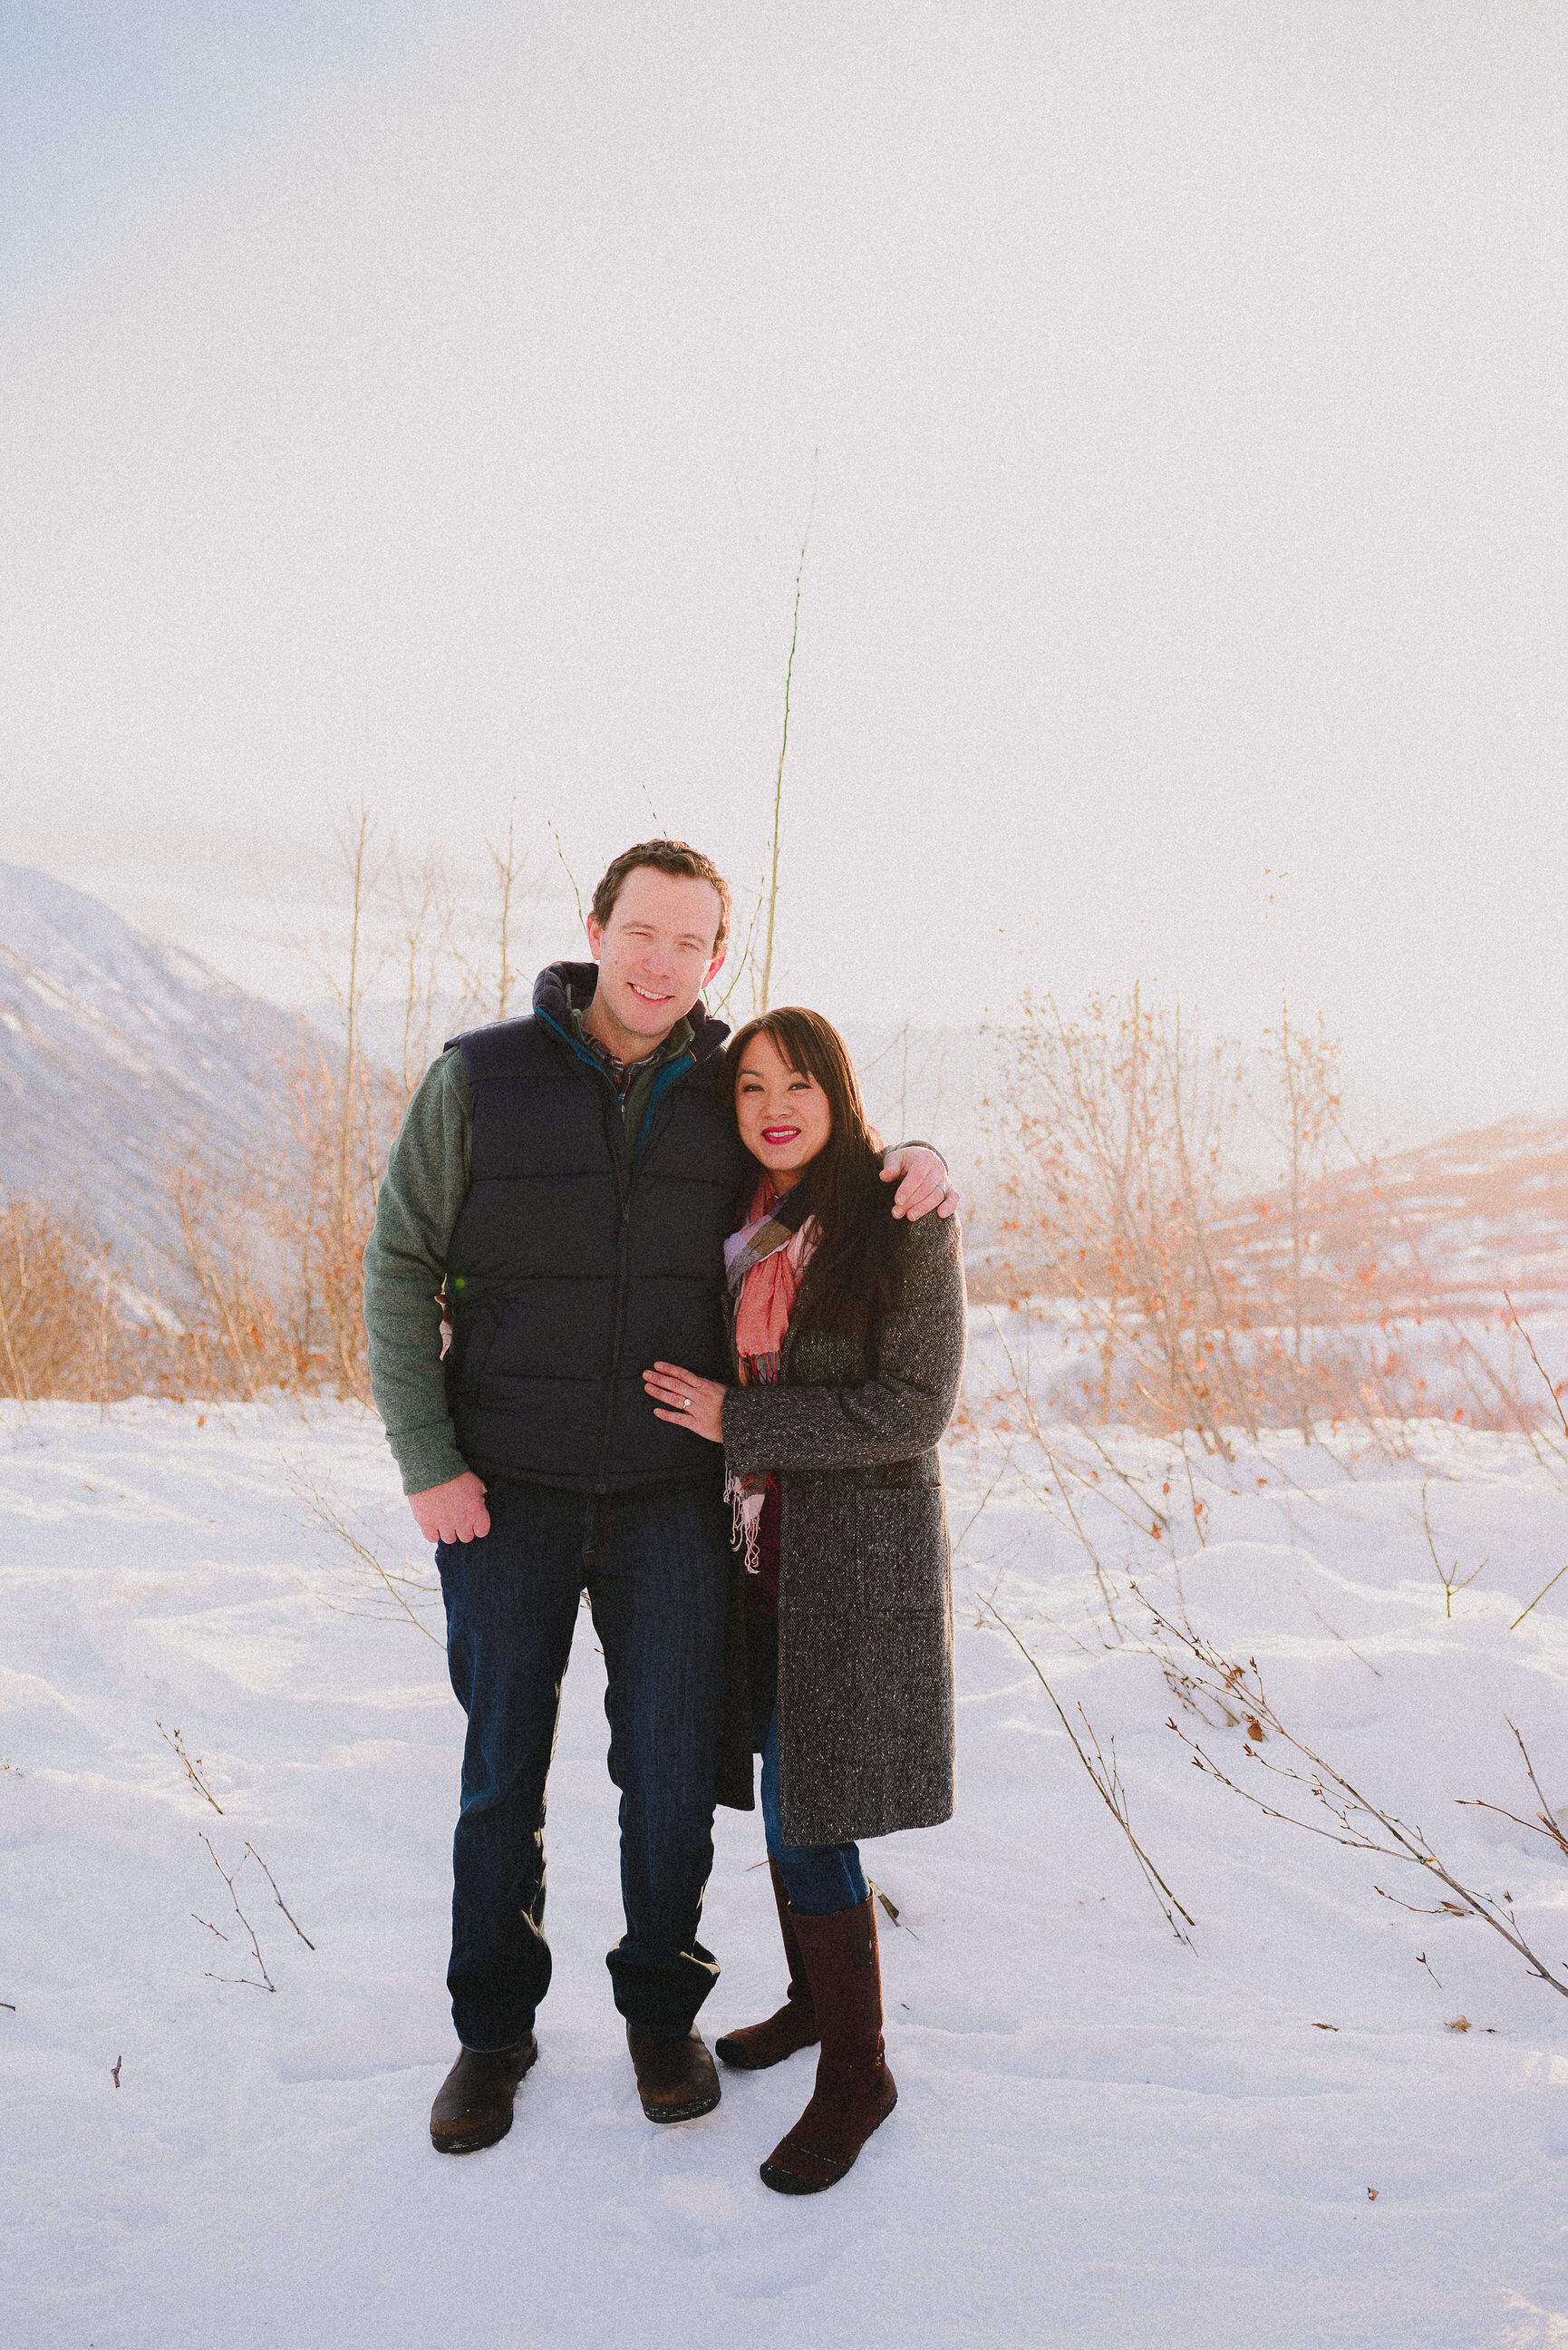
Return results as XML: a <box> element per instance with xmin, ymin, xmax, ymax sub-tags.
<box><xmin>847</xmin><ymin>1486</ymin><xmax>951</xmax><ymax>1617</ymax></box>
<box><xmin>447</xmin><ymin>1306</ymin><xmax>500</xmax><ymax>1402</ymax></box>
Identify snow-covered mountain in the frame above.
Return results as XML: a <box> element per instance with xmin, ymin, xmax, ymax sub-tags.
<box><xmin>0</xmin><ymin>864</ymin><xmax>307</xmax><ymax>1264</ymax></box>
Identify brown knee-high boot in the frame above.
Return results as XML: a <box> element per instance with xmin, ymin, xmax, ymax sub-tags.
<box><xmin>714</xmin><ymin>1859</ymin><xmax>819</xmax><ymax>2071</ymax></box>
<box><xmin>759</xmin><ymin>1893</ymin><xmax>896</xmax><ymax>2194</ymax></box>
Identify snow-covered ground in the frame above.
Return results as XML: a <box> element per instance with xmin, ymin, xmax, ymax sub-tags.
<box><xmin>5</xmin><ymin>1387</ymin><xmax>1568</xmax><ymax>2348</ymax></box>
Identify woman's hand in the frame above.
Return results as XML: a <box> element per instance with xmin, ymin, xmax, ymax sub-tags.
<box><xmin>643</xmin><ymin>1362</ymin><xmax>727</xmax><ymax>1443</ymax></box>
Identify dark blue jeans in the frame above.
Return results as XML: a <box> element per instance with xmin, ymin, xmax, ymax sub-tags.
<box><xmin>436</xmin><ymin>1476</ymin><xmax>731</xmax><ymax>2050</ymax></box>
<box><xmin>760</xmin><ymin>1709</ymin><xmax>868</xmax><ymax>1916</ymax></box>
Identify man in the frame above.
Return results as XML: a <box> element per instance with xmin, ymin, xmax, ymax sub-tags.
<box><xmin>363</xmin><ymin>839</ymin><xmax>953</xmax><ymax>2154</ymax></box>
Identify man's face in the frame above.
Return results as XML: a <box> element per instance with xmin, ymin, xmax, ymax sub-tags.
<box><xmin>584</xmin><ymin>866</ymin><xmax>727</xmax><ymax>1054</ymax></box>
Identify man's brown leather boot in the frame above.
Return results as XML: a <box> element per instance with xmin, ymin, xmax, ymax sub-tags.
<box><xmin>759</xmin><ymin>1896</ymin><xmax>896</xmax><ymax>2194</ymax></box>
<box><xmin>429</xmin><ymin>2034</ymin><xmax>537</xmax><ymax>2154</ymax></box>
<box><xmin>714</xmin><ymin>1859</ymin><xmax>819</xmax><ymax>2071</ymax></box>
<box><xmin>626</xmin><ymin>2025</ymin><xmax>721</xmax><ymax>2122</ymax></box>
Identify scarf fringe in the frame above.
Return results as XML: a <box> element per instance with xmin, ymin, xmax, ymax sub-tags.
<box><xmin>725</xmin><ymin>1469</ymin><xmax>766</xmax><ymax>1575</ymax></box>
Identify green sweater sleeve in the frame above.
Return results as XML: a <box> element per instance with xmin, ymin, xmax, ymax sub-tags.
<box><xmin>363</xmin><ymin>1046</ymin><xmax>475</xmax><ymax>1496</ymax></box>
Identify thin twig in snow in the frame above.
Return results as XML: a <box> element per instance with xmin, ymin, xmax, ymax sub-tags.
<box><xmin>868</xmin><ymin>1882</ymin><xmax>918</xmax><ymax>1937</ymax></box>
<box><xmin>1372</xmin><ymin>1886</ymin><xmax>1470</xmax><ymax>1918</ymax></box>
<box><xmin>990</xmin><ymin>1311</ymin><xmax>1169</xmax><ymax>1539</ymax></box>
<box><xmin>294</xmin><ymin>1465</ymin><xmax>444</xmax><ymax>1648</ymax></box>
<box><xmin>1419</xmin><ymin>1481</ymin><xmax>1486</xmax><ymax>1618</ymax></box>
<box><xmin>1457</xmin><ymin>1721</ymin><xmax>1568</xmax><ymax>1862</ymax></box>
<box><xmin>199</xmin><ymin>1835</ymin><xmax>275</xmax><ymax>1993</ymax></box>
<box><xmin>1510</xmin><ymin>1561</ymin><xmax>1568</xmax><ymax>1633</ymax></box>
<box><xmin>980</xmin><ymin>1597</ymin><xmax>1195</xmax><ymax>1944</ymax></box>
<box><xmin>245</xmin><ymin>1843</ymin><xmax>316</xmax><ymax>1949</ymax></box>
<box><xmin>157</xmin><ymin>1721</ymin><xmax>223</xmax><ymax>1813</ymax></box>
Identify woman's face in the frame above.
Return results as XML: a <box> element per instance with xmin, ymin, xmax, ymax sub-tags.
<box><xmin>734</xmin><ymin>1029</ymin><xmax>833</xmax><ymax>1190</ymax></box>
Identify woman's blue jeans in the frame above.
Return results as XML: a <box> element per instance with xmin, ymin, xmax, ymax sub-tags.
<box><xmin>760</xmin><ymin>1708</ymin><xmax>867</xmax><ymax>1916</ymax></box>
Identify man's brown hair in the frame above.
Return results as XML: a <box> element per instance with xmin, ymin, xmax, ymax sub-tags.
<box><xmin>590</xmin><ymin>840</ymin><xmax>731</xmax><ymax>952</ymax></box>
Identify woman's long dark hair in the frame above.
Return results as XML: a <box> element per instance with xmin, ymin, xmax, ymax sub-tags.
<box><xmin>723</xmin><ymin>1006</ymin><xmax>905</xmax><ymax>1356</ymax></box>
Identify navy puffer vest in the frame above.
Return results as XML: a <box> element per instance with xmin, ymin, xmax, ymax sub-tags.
<box><xmin>442</xmin><ymin>963</ymin><xmax>745</xmax><ymax>1492</ymax></box>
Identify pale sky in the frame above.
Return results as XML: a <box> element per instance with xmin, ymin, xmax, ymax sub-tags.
<box><xmin>3</xmin><ymin>1</ymin><xmax>1564</xmax><ymax>1149</ymax></box>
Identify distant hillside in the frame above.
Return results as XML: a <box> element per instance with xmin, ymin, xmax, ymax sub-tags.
<box><xmin>967</xmin><ymin>1101</ymin><xmax>1568</xmax><ymax>1322</ymax></box>
<box><xmin>1211</xmin><ymin>1115</ymin><xmax>1568</xmax><ymax>1318</ymax></box>
<box><xmin>6</xmin><ymin>868</ymin><xmax>1563</xmax><ymax>1328</ymax></box>
<box><xmin>0</xmin><ymin>865</ymin><xmax>309</xmax><ymax>1265</ymax></box>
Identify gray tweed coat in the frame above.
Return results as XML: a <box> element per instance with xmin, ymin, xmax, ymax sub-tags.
<box><xmin>719</xmin><ymin>1209</ymin><xmax>967</xmax><ymax>1848</ymax></box>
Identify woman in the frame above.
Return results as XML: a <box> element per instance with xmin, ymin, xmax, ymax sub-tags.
<box><xmin>643</xmin><ymin>1007</ymin><xmax>966</xmax><ymax>2194</ymax></box>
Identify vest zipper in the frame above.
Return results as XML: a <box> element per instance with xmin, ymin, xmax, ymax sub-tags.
<box><xmin>591</xmin><ymin>1067</ymin><xmax>633</xmax><ymax>1491</ymax></box>
<box><xmin>592</xmin><ymin>1069</ymin><xmax>696</xmax><ymax>1489</ymax></box>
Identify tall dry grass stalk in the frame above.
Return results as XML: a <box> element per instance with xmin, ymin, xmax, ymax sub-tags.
<box><xmin>1257</xmin><ymin>1002</ymin><xmax>1343</xmax><ymax>1441</ymax></box>
<box><xmin>757</xmin><ymin>487</ymin><xmax>814</xmax><ymax>1015</ymax></box>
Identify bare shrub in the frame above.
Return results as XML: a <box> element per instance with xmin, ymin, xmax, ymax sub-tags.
<box><xmin>980</xmin><ymin>991</ymin><xmax>1493</xmax><ymax>1447</ymax></box>
<box><xmin>142</xmin><ymin>816</ymin><xmax>434</xmax><ymax>1403</ymax></box>
<box><xmin>1149</xmin><ymin>1595</ymin><xmax>1568</xmax><ymax>2006</ymax></box>
<box><xmin>146</xmin><ymin>1014</ymin><xmax>401</xmax><ymax>1405</ymax></box>
<box><xmin>0</xmin><ymin>1195</ymin><xmax>157</xmax><ymax>1403</ymax></box>
<box><xmin>194</xmin><ymin>1834</ymin><xmax>315</xmax><ymax>1992</ymax></box>
<box><xmin>986</xmin><ymin>990</ymin><xmax>1292</xmax><ymax>1447</ymax></box>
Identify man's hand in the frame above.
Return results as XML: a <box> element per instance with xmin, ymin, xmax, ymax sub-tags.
<box><xmin>410</xmin><ymin>1470</ymin><xmax>490</xmax><ymax>1545</ymax></box>
<box><xmin>881</xmin><ymin>1144</ymin><xmax>959</xmax><ymax>1222</ymax></box>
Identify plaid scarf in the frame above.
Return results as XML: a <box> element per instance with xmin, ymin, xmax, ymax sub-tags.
<box><xmin>724</xmin><ymin>1179</ymin><xmax>817</xmax><ymax>1569</ymax></box>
